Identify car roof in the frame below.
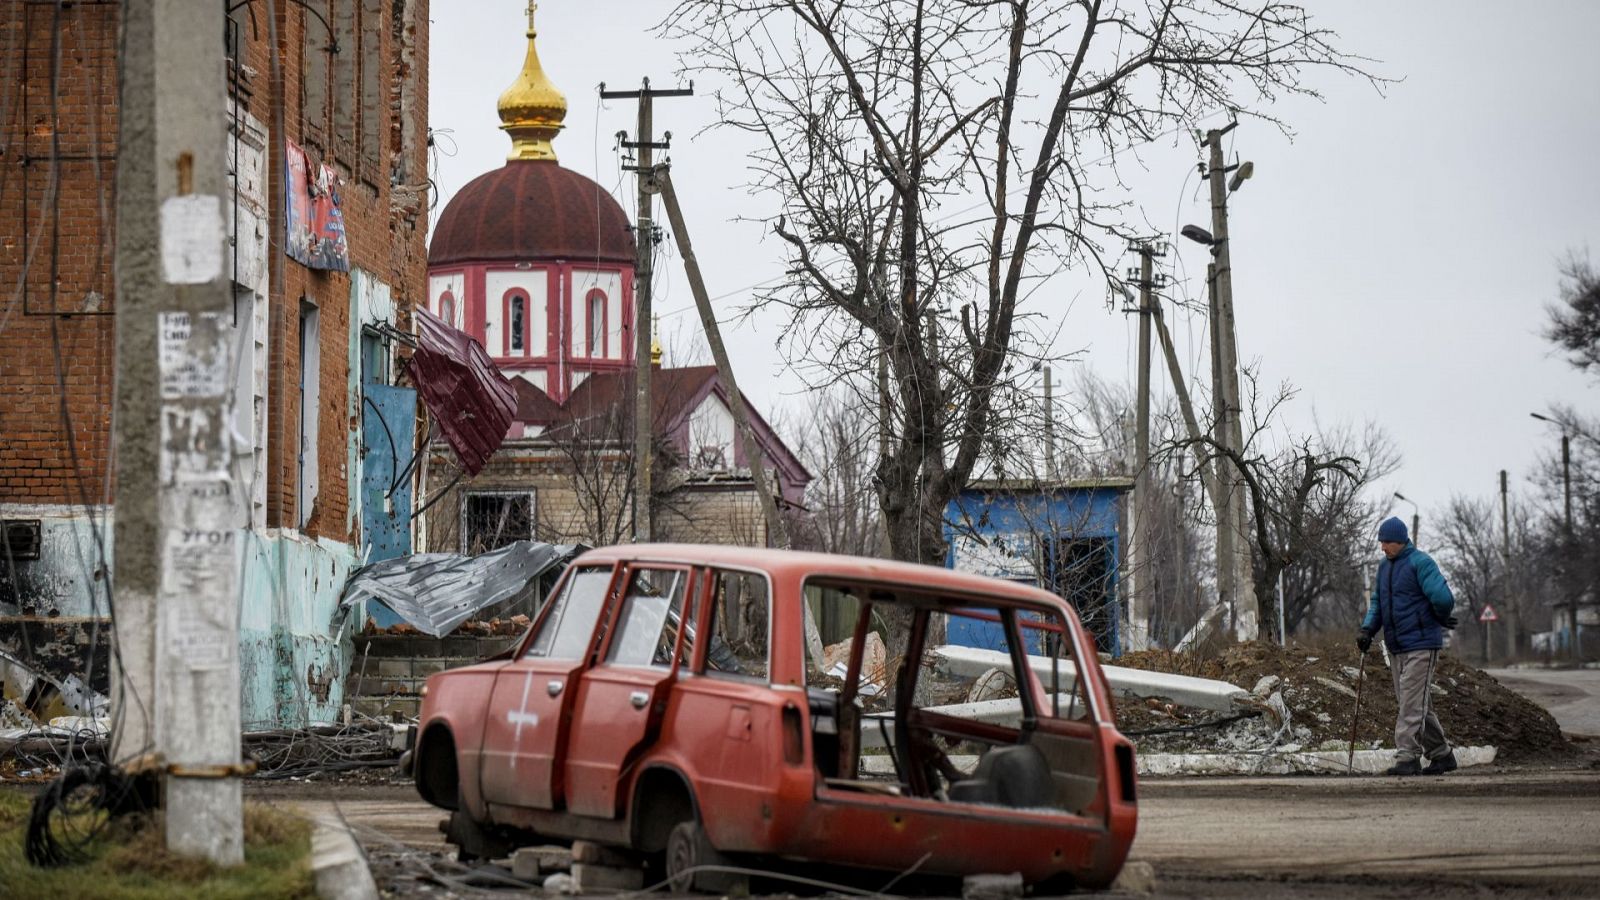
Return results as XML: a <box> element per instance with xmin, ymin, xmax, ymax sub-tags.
<box><xmin>571</xmin><ymin>543</ymin><xmax>1071</xmax><ymax>612</ymax></box>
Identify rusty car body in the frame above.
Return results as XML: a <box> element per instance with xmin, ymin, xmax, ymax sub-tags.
<box><xmin>409</xmin><ymin>544</ymin><xmax>1138</xmax><ymax>890</ymax></box>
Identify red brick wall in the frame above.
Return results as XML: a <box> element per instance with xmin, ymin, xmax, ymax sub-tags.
<box><xmin>0</xmin><ymin>1</ymin><xmax>430</xmax><ymax>536</ymax></box>
<box><xmin>0</xmin><ymin>1</ymin><xmax>120</xmax><ymax>506</ymax></box>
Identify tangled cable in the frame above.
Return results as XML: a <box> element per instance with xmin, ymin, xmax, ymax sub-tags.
<box><xmin>25</xmin><ymin>763</ymin><xmax>157</xmax><ymax>868</ymax></box>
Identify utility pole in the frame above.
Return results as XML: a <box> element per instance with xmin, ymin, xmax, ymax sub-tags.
<box><xmin>1124</xmin><ymin>244</ymin><xmax>1157</xmax><ymax>650</ymax></box>
<box><xmin>113</xmin><ymin>0</ymin><xmax>243</xmax><ymax>864</ymax></box>
<box><xmin>1042</xmin><ymin>367</ymin><xmax>1056</xmax><ymax>480</ymax></box>
<box><xmin>1562</xmin><ymin>434</ymin><xmax>1577</xmax><ymax>661</ymax></box>
<box><xmin>1204</xmin><ymin>125</ymin><xmax>1258</xmax><ymax>641</ymax></box>
<box><xmin>1499</xmin><ymin>469</ymin><xmax>1510</xmax><ymax>663</ymax></box>
<box><xmin>601</xmin><ymin>79</ymin><xmax>692</xmax><ymax>542</ymax></box>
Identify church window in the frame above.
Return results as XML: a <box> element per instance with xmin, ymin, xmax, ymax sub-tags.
<box><xmin>439</xmin><ymin>290</ymin><xmax>456</xmax><ymax>327</ymax></box>
<box><xmin>509</xmin><ymin>293</ymin><xmax>526</xmax><ymax>354</ymax></box>
<box><xmin>587</xmin><ymin>290</ymin><xmax>606</xmax><ymax>357</ymax></box>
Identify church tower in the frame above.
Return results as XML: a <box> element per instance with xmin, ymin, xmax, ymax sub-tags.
<box><xmin>427</xmin><ymin>6</ymin><xmax>637</xmax><ymax>402</ymax></box>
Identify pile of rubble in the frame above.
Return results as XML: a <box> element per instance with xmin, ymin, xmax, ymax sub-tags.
<box><xmin>1114</xmin><ymin>640</ymin><xmax>1572</xmax><ymax>763</ymax></box>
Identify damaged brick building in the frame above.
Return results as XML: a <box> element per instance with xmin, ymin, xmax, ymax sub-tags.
<box><xmin>0</xmin><ymin>0</ymin><xmax>431</xmax><ymax>727</ymax></box>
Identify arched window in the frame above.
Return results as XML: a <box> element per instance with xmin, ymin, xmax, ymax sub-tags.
<box><xmin>439</xmin><ymin>290</ymin><xmax>456</xmax><ymax>327</ymax></box>
<box><xmin>509</xmin><ymin>293</ymin><xmax>526</xmax><ymax>354</ymax></box>
<box><xmin>587</xmin><ymin>289</ymin><xmax>606</xmax><ymax>358</ymax></box>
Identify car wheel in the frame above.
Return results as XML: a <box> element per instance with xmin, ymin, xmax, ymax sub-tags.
<box><xmin>665</xmin><ymin>820</ymin><xmax>744</xmax><ymax>894</ymax></box>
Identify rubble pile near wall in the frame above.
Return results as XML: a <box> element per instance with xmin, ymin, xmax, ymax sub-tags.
<box><xmin>1114</xmin><ymin>640</ymin><xmax>1572</xmax><ymax>762</ymax></box>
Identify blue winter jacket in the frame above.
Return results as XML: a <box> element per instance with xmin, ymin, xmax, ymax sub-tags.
<box><xmin>1361</xmin><ymin>543</ymin><xmax>1455</xmax><ymax>653</ymax></box>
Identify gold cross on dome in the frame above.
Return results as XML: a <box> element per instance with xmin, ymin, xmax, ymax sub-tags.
<box><xmin>525</xmin><ymin>1</ymin><xmax>537</xmax><ymax>32</ymax></box>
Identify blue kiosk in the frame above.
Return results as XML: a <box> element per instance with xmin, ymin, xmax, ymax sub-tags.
<box><xmin>943</xmin><ymin>477</ymin><xmax>1132</xmax><ymax>657</ymax></box>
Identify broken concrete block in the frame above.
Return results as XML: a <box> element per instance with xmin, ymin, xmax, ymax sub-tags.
<box><xmin>511</xmin><ymin>847</ymin><xmax>542</xmax><ymax>882</ymax></box>
<box><xmin>1312</xmin><ymin>676</ymin><xmax>1358</xmax><ymax>699</ymax></box>
<box><xmin>962</xmin><ymin>872</ymin><xmax>1024</xmax><ymax>900</ymax></box>
<box><xmin>1251</xmin><ymin>675</ymin><xmax>1280</xmax><ymax>697</ymax></box>
<box><xmin>572</xmin><ymin>863</ymin><xmax>644</xmax><ymax>892</ymax></box>
<box><xmin>968</xmin><ymin>667</ymin><xmax>1014</xmax><ymax>703</ymax></box>
<box><xmin>517</xmin><ymin>844</ymin><xmax>572</xmax><ymax>872</ymax></box>
<box><xmin>1111</xmin><ymin>861</ymin><xmax>1157</xmax><ymax>894</ymax></box>
<box><xmin>571</xmin><ymin>840</ymin><xmax>635</xmax><ymax>867</ymax></box>
<box><xmin>543</xmin><ymin>872</ymin><xmax>576</xmax><ymax>895</ymax></box>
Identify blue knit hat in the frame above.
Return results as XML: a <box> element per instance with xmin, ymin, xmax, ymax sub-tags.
<box><xmin>1378</xmin><ymin>516</ymin><xmax>1409</xmax><ymax>544</ymax></box>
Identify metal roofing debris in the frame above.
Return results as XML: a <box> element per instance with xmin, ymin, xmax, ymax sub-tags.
<box><xmin>339</xmin><ymin>540</ymin><xmax>583</xmax><ymax>637</ymax></box>
<box><xmin>412</xmin><ymin>308</ymin><xmax>517</xmax><ymax>476</ymax></box>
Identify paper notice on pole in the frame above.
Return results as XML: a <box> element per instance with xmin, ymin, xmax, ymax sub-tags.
<box><xmin>159</xmin><ymin>529</ymin><xmax>237</xmax><ymax>670</ymax></box>
<box><xmin>159</xmin><ymin>312</ymin><xmax>229</xmax><ymax>399</ymax></box>
<box><xmin>160</xmin><ymin>194</ymin><xmax>224</xmax><ymax>284</ymax></box>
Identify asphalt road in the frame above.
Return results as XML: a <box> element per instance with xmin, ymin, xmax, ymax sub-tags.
<box><xmin>1485</xmin><ymin>667</ymin><xmax>1600</xmax><ymax>737</ymax></box>
<box><xmin>255</xmin><ymin>762</ymin><xmax>1600</xmax><ymax>899</ymax></box>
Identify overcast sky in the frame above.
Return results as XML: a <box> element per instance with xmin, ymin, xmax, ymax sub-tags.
<box><xmin>429</xmin><ymin>1</ymin><xmax>1599</xmax><ymax>531</ymax></box>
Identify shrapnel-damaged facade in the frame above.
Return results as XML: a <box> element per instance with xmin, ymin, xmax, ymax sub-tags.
<box><xmin>0</xmin><ymin>1</ymin><xmax>430</xmax><ymax>726</ymax></box>
<box><xmin>419</xmin><ymin>11</ymin><xmax>809</xmax><ymax>556</ymax></box>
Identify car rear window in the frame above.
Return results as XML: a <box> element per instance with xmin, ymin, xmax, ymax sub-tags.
<box><xmin>525</xmin><ymin>567</ymin><xmax>613</xmax><ymax>661</ymax></box>
<box><xmin>606</xmin><ymin>568</ymin><xmax>689</xmax><ymax>667</ymax></box>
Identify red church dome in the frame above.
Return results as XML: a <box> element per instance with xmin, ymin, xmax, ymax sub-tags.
<box><xmin>428</xmin><ymin>160</ymin><xmax>635</xmax><ymax>266</ymax></box>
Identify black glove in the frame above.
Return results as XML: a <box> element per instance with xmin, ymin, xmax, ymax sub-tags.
<box><xmin>1356</xmin><ymin>632</ymin><xmax>1372</xmax><ymax>654</ymax></box>
<box><xmin>1440</xmin><ymin>614</ymin><xmax>1458</xmax><ymax>630</ymax></box>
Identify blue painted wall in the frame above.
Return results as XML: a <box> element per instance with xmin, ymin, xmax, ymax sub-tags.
<box><xmin>238</xmin><ymin>530</ymin><xmax>357</xmax><ymax>728</ymax></box>
<box><xmin>944</xmin><ymin>485</ymin><xmax>1128</xmax><ymax>656</ymax></box>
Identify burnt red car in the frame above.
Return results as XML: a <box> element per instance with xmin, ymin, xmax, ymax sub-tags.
<box><xmin>409</xmin><ymin>545</ymin><xmax>1137</xmax><ymax>891</ymax></box>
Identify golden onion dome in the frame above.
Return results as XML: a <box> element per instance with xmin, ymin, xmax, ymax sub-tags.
<box><xmin>497</xmin><ymin>4</ymin><xmax>566</xmax><ymax>162</ymax></box>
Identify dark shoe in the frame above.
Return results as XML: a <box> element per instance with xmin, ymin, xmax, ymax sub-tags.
<box><xmin>1383</xmin><ymin>758</ymin><xmax>1422</xmax><ymax>777</ymax></box>
<box><xmin>1422</xmin><ymin>750</ymin><xmax>1458</xmax><ymax>776</ymax></box>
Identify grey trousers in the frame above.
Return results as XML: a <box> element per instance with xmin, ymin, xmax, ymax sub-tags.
<box><xmin>1391</xmin><ymin>648</ymin><xmax>1450</xmax><ymax>762</ymax></box>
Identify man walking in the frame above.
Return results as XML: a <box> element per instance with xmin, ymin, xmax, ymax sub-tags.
<box><xmin>1357</xmin><ymin>516</ymin><xmax>1459</xmax><ymax>776</ymax></box>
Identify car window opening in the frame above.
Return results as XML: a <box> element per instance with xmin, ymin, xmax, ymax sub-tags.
<box><xmin>802</xmin><ymin>579</ymin><xmax>1102</xmax><ymax>817</ymax></box>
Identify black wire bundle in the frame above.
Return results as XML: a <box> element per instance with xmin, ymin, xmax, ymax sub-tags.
<box><xmin>24</xmin><ymin>763</ymin><xmax>158</xmax><ymax>868</ymax></box>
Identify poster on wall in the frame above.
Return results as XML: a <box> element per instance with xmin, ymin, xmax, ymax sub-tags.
<box><xmin>285</xmin><ymin>139</ymin><xmax>350</xmax><ymax>272</ymax></box>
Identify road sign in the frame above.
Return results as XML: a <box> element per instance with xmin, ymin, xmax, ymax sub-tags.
<box><xmin>1478</xmin><ymin>604</ymin><xmax>1499</xmax><ymax>623</ymax></box>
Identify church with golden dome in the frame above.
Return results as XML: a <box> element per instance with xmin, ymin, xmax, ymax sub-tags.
<box><xmin>426</xmin><ymin>10</ymin><xmax>636</xmax><ymax>401</ymax></box>
<box><xmin>421</xmin><ymin>8</ymin><xmax>809</xmax><ymax>553</ymax></box>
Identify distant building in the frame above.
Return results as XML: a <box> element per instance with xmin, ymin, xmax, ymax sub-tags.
<box><xmin>419</xmin><ymin>12</ymin><xmax>808</xmax><ymax>554</ymax></box>
<box><xmin>0</xmin><ymin>3</ymin><xmax>431</xmax><ymax>726</ymax></box>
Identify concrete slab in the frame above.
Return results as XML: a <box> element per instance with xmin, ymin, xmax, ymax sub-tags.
<box><xmin>932</xmin><ymin>645</ymin><xmax>1249</xmax><ymax>712</ymax></box>
<box><xmin>308</xmin><ymin>810</ymin><xmax>380</xmax><ymax>900</ymax></box>
<box><xmin>859</xmin><ymin>746</ymin><xmax>1497</xmax><ymax>778</ymax></box>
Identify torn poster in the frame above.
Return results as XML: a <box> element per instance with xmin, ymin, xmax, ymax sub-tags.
<box><xmin>285</xmin><ymin>139</ymin><xmax>350</xmax><ymax>271</ymax></box>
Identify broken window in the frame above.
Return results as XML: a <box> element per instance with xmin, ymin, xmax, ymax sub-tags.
<box><xmin>606</xmin><ymin>568</ymin><xmax>690</xmax><ymax>668</ymax></box>
<box><xmin>703</xmin><ymin>569</ymin><xmax>770</xmax><ymax>680</ymax></box>
<box><xmin>461</xmin><ymin>492</ymin><xmax>533</xmax><ymax>555</ymax></box>
<box><xmin>800</xmin><ymin>580</ymin><xmax>1103</xmax><ymax>817</ymax></box>
<box><xmin>525</xmin><ymin>566</ymin><xmax>613</xmax><ymax>661</ymax></box>
<box><xmin>587</xmin><ymin>290</ymin><xmax>605</xmax><ymax>357</ymax></box>
<box><xmin>508</xmin><ymin>293</ymin><xmax>526</xmax><ymax>354</ymax></box>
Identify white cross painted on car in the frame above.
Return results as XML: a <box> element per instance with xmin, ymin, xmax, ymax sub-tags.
<box><xmin>507</xmin><ymin>670</ymin><xmax>540</xmax><ymax>768</ymax></box>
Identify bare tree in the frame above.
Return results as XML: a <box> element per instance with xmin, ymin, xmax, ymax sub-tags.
<box><xmin>1545</xmin><ymin>250</ymin><xmax>1600</xmax><ymax>378</ymax></box>
<box><xmin>663</xmin><ymin>0</ymin><xmax>1378</xmax><ymax>584</ymax></box>
<box><xmin>786</xmin><ymin>389</ymin><xmax>884</xmax><ymax>558</ymax></box>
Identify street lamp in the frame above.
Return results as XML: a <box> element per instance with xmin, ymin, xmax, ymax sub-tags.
<box><xmin>1531</xmin><ymin>412</ymin><xmax>1578</xmax><ymax>660</ymax></box>
<box><xmin>1392</xmin><ymin>492</ymin><xmax>1419</xmax><ymax>546</ymax></box>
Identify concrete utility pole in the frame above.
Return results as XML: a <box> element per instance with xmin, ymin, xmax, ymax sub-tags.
<box><xmin>601</xmin><ymin>79</ymin><xmax>692</xmax><ymax>543</ymax></box>
<box><xmin>1499</xmin><ymin>469</ymin><xmax>1511</xmax><ymax>663</ymax></box>
<box><xmin>1205</xmin><ymin>125</ymin><xmax>1258</xmax><ymax>641</ymax></box>
<box><xmin>1125</xmin><ymin>245</ymin><xmax>1157</xmax><ymax>650</ymax></box>
<box><xmin>113</xmin><ymin>0</ymin><xmax>244</xmax><ymax>864</ymax></box>
<box><xmin>1561</xmin><ymin>434</ymin><xmax>1577</xmax><ymax>660</ymax></box>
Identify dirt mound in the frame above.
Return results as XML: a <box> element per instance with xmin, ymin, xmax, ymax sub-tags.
<box><xmin>1112</xmin><ymin>640</ymin><xmax>1572</xmax><ymax>763</ymax></box>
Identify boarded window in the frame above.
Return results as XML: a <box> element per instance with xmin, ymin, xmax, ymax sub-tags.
<box><xmin>331</xmin><ymin>0</ymin><xmax>357</xmax><ymax>161</ymax></box>
<box><xmin>301</xmin><ymin>0</ymin><xmax>331</xmax><ymax>146</ymax></box>
<box><xmin>461</xmin><ymin>492</ymin><xmax>534</xmax><ymax>555</ymax></box>
<box><xmin>587</xmin><ymin>291</ymin><xmax>605</xmax><ymax>357</ymax></box>
<box><xmin>359</xmin><ymin>0</ymin><xmax>384</xmax><ymax>178</ymax></box>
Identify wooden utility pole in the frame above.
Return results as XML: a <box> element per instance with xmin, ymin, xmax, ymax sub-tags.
<box><xmin>601</xmin><ymin>79</ymin><xmax>692</xmax><ymax>542</ymax></box>
<box><xmin>1205</xmin><ymin>125</ymin><xmax>1258</xmax><ymax>641</ymax></box>
<box><xmin>1042</xmin><ymin>366</ymin><xmax>1056</xmax><ymax>479</ymax></box>
<box><xmin>113</xmin><ymin>0</ymin><xmax>244</xmax><ymax>863</ymax></box>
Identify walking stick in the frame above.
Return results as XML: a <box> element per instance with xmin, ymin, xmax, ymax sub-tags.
<box><xmin>1347</xmin><ymin>648</ymin><xmax>1368</xmax><ymax>773</ymax></box>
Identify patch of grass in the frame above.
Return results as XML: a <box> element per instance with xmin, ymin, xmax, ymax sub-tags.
<box><xmin>0</xmin><ymin>787</ymin><xmax>315</xmax><ymax>899</ymax></box>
